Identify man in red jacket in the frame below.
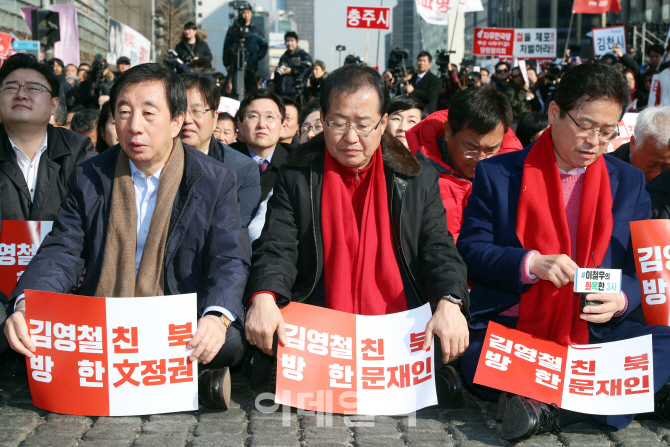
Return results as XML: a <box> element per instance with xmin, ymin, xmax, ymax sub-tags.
<box><xmin>406</xmin><ymin>85</ymin><xmax>522</xmax><ymax>242</ymax></box>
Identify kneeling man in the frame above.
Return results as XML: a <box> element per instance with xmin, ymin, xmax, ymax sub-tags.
<box><xmin>4</xmin><ymin>64</ymin><xmax>250</xmax><ymax>410</ymax></box>
<box><xmin>244</xmin><ymin>64</ymin><xmax>470</xmax><ymax>406</ymax></box>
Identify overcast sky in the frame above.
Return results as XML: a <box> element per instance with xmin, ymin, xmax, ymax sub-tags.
<box><xmin>313</xmin><ymin>0</ymin><xmax>398</xmax><ymax>72</ymax></box>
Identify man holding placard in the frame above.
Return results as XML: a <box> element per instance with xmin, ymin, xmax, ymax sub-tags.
<box><xmin>4</xmin><ymin>63</ymin><xmax>250</xmax><ymax>410</ymax></box>
<box><xmin>244</xmin><ymin>64</ymin><xmax>470</xmax><ymax>407</ymax></box>
<box><xmin>458</xmin><ymin>63</ymin><xmax>670</xmax><ymax>440</ymax></box>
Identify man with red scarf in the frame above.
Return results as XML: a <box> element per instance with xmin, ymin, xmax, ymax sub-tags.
<box><xmin>458</xmin><ymin>63</ymin><xmax>670</xmax><ymax>440</ymax></box>
<box><xmin>243</xmin><ymin>64</ymin><xmax>470</xmax><ymax>406</ymax></box>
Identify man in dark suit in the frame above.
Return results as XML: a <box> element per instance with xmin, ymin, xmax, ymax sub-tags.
<box><xmin>179</xmin><ymin>73</ymin><xmax>261</xmax><ymax>226</ymax></box>
<box><xmin>457</xmin><ymin>63</ymin><xmax>670</xmax><ymax>441</ymax></box>
<box><xmin>405</xmin><ymin>51</ymin><xmax>442</xmax><ymax>114</ymax></box>
<box><xmin>233</xmin><ymin>89</ymin><xmax>294</xmax><ymax>200</ymax></box>
<box><xmin>0</xmin><ymin>53</ymin><xmax>96</xmax><ymax>221</ymax></box>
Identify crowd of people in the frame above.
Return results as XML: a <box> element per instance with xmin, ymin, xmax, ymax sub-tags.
<box><xmin>2</xmin><ymin>28</ymin><xmax>670</xmax><ymax>442</ymax></box>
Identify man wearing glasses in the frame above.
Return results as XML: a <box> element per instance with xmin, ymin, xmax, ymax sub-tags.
<box><xmin>179</xmin><ymin>74</ymin><xmax>260</xmax><ymax>226</ymax></box>
<box><xmin>406</xmin><ymin>85</ymin><xmax>522</xmax><ymax>242</ymax></box>
<box><xmin>458</xmin><ymin>63</ymin><xmax>670</xmax><ymax>440</ymax></box>
<box><xmin>232</xmin><ymin>89</ymin><xmax>293</xmax><ymax>200</ymax></box>
<box><xmin>243</xmin><ymin>64</ymin><xmax>470</xmax><ymax>408</ymax></box>
<box><xmin>0</xmin><ymin>54</ymin><xmax>96</xmax><ymax>222</ymax></box>
<box><xmin>492</xmin><ymin>61</ymin><xmax>511</xmax><ymax>94</ymax></box>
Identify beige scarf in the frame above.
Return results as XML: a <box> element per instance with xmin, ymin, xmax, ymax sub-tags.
<box><xmin>95</xmin><ymin>140</ymin><xmax>185</xmax><ymax>297</ymax></box>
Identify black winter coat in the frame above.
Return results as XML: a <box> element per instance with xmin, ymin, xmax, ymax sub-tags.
<box><xmin>648</xmin><ymin>169</ymin><xmax>670</xmax><ymax>219</ymax></box>
<box><xmin>0</xmin><ymin>124</ymin><xmax>96</xmax><ymax>221</ymax></box>
<box><xmin>244</xmin><ymin>132</ymin><xmax>469</xmax><ymax>314</ymax></box>
<box><xmin>175</xmin><ymin>36</ymin><xmax>213</xmax><ymax>69</ymax></box>
<box><xmin>8</xmin><ymin>144</ymin><xmax>251</xmax><ymax>319</ymax></box>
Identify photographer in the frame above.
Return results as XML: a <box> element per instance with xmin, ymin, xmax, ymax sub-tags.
<box><xmin>176</xmin><ymin>21</ymin><xmax>213</xmax><ymax>71</ymax></box>
<box><xmin>274</xmin><ymin>31</ymin><xmax>312</xmax><ymax>102</ymax></box>
<box><xmin>223</xmin><ymin>2</ymin><xmax>268</xmax><ymax>96</ymax></box>
<box><xmin>74</xmin><ymin>54</ymin><xmax>114</xmax><ymax>109</ymax></box>
<box><xmin>307</xmin><ymin>60</ymin><xmax>327</xmax><ymax>100</ymax></box>
<box><xmin>163</xmin><ymin>49</ymin><xmax>192</xmax><ymax>75</ymax></box>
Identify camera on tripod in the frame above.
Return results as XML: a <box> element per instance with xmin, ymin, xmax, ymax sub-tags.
<box><xmin>435</xmin><ymin>49</ymin><xmax>455</xmax><ymax>75</ymax></box>
<box><xmin>229</xmin><ymin>1</ymin><xmax>251</xmax><ymax>37</ymax></box>
<box><xmin>163</xmin><ymin>49</ymin><xmax>182</xmax><ymax>70</ymax></box>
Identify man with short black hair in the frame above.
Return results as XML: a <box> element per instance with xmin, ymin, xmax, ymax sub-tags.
<box><xmin>70</xmin><ymin>108</ymin><xmax>100</xmax><ymax>146</ymax></box>
<box><xmin>233</xmin><ymin>89</ymin><xmax>293</xmax><ymax>199</ymax></box>
<box><xmin>0</xmin><ymin>53</ymin><xmax>96</xmax><ymax>222</ymax></box>
<box><xmin>279</xmin><ymin>96</ymin><xmax>300</xmax><ymax>145</ymax></box>
<box><xmin>4</xmin><ymin>63</ymin><xmax>250</xmax><ymax>410</ymax></box>
<box><xmin>405</xmin><ymin>50</ymin><xmax>441</xmax><ymax>114</ymax></box>
<box><xmin>116</xmin><ymin>56</ymin><xmax>131</xmax><ymax>75</ymax></box>
<box><xmin>176</xmin><ymin>22</ymin><xmax>213</xmax><ymax>71</ymax></box>
<box><xmin>459</xmin><ymin>62</ymin><xmax>670</xmax><ymax>441</ymax></box>
<box><xmin>407</xmin><ymin>85</ymin><xmax>522</xmax><ymax>242</ymax></box>
<box><xmin>274</xmin><ymin>31</ymin><xmax>312</xmax><ymax>100</ymax></box>
<box><xmin>215</xmin><ymin>112</ymin><xmax>237</xmax><ymax>145</ymax></box>
<box><xmin>492</xmin><ymin>61</ymin><xmax>511</xmax><ymax>94</ymax></box>
<box><xmin>180</xmin><ymin>73</ymin><xmax>261</xmax><ymax>226</ymax></box>
<box><xmin>480</xmin><ymin>67</ymin><xmax>490</xmax><ymax>84</ymax></box>
<box><xmin>245</xmin><ymin>64</ymin><xmax>469</xmax><ymax>408</ymax></box>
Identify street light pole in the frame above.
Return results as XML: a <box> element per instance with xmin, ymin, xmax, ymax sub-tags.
<box><xmin>151</xmin><ymin>0</ymin><xmax>156</xmax><ymax>62</ymax></box>
<box><xmin>336</xmin><ymin>45</ymin><xmax>346</xmax><ymax>67</ymax></box>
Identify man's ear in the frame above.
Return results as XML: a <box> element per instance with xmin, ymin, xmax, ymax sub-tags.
<box><xmin>51</xmin><ymin>96</ymin><xmax>59</xmax><ymax>117</ymax></box>
<box><xmin>547</xmin><ymin>101</ymin><xmax>560</xmax><ymax>126</ymax></box>
<box><xmin>171</xmin><ymin>112</ymin><xmax>185</xmax><ymax>139</ymax></box>
<box><xmin>630</xmin><ymin>135</ymin><xmax>636</xmax><ymax>152</ymax></box>
<box><xmin>443</xmin><ymin>121</ymin><xmax>452</xmax><ymax>142</ymax></box>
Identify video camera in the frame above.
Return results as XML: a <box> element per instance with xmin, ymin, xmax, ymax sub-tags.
<box><xmin>435</xmin><ymin>49</ymin><xmax>456</xmax><ymax>75</ymax></box>
<box><xmin>344</xmin><ymin>54</ymin><xmax>363</xmax><ymax>65</ymax></box>
<box><xmin>163</xmin><ymin>49</ymin><xmax>182</xmax><ymax>70</ymax></box>
<box><xmin>387</xmin><ymin>47</ymin><xmax>409</xmax><ymax>81</ymax></box>
<box><xmin>229</xmin><ymin>1</ymin><xmax>251</xmax><ymax>39</ymax></box>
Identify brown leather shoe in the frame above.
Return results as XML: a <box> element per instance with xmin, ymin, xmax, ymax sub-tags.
<box><xmin>198</xmin><ymin>367</ymin><xmax>231</xmax><ymax>410</ymax></box>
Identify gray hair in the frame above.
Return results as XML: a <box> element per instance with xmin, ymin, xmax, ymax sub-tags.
<box><xmin>633</xmin><ymin>106</ymin><xmax>670</xmax><ymax>150</ymax></box>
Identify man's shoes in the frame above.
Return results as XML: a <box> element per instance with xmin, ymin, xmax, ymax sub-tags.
<box><xmin>502</xmin><ymin>395</ymin><xmax>561</xmax><ymax>441</ymax></box>
<box><xmin>654</xmin><ymin>382</ymin><xmax>670</xmax><ymax>421</ymax></box>
<box><xmin>198</xmin><ymin>367</ymin><xmax>231</xmax><ymax>410</ymax></box>
<box><xmin>435</xmin><ymin>365</ymin><xmax>465</xmax><ymax>409</ymax></box>
<box><xmin>496</xmin><ymin>391</ymin><xmax>512</xmax><ymax>422</ymax></box>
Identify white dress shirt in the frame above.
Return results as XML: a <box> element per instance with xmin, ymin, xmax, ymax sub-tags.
<box><xmin>128</xmin><ymin>160</ymin><xmax>236</xmax><ymax>322</ymax></box>
<box><xmin>249</xmin><ymin>148</ymin><xmax>274</xmax><ymax>165</ymax></box>
<box><xmin>8</xmin><ymin>133</ymin><xmax>48</xmax><ymax>202</ymax></box>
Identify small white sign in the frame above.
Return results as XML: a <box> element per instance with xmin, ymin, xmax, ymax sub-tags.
<box><xmin>574</xmin><ymin>268</ymin><xmax>622</xmax><ymax>294</ymax></box>
<box><xmin>592</xmin><ymin>26</ymin><xmax>626</xmax><ymax>58</ymax></box>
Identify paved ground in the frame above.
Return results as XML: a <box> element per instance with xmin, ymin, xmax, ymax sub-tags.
<box><xmin>0</xmin><ymin>359</ymin><xmax>669</xmax><ymax>447</ymax></box>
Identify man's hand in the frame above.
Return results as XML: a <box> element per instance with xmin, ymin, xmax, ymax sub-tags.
<box><xmin>245</xmin><ymin>293</ymin><xmax>287</xmax><ymax>356</ymax></box>
<box><xmin>187</xmin><ymin>315</ymin><xmax>227</xmax><ymax>364</ymax></box>
<box><xmin>612</xmin><ymin>45</ymin><xmax>624</xmax><ymax>57</ymax></box>
<box><xmin>404</xmin><ymin>84</ymin><xmax>415</xmax><ymax>94</ymax></box>
<box><xmin>529</xmin><ymin>254</ymin><xmax>579</xmax><ymax>288</ymax></box>
<box><xmin>423</xmin><ymin>300</ymin><xmax>469</xmax><ymax>364</ymax></box>
<box><xmin>581</xmin><ymin>293</ymin><xmax>624</xmax><ymax>324</ymax></box>
<box><xmin>4</xmin><ymin>300</ymin><xmax>35</xmax><ymax>358</ymax></box>
<box><xmin>283</xmin><ymin>66</ymin><xmax>292</xmax><ymax>75</ymax></box>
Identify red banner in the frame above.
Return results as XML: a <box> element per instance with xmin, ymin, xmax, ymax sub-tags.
<box><xmin>572</xmin><ymin>0</ymin><xmax>622</xmax><ymax>14</ymax></box>
<box><xmin>0</xmin><ymin>33</ymin><xmax>13</xmax><ymax>59</ymax></box>
<box><xmin>346</xmin><ymin>7</ymin><xmax>391</xmax><ymax>30</ymax></box>
<box><xmin>25</xmin><ymin>290</ymin><xmax>198</xmax><ymax>416</ymax></box>
<box><xmin>473</xmin><ymin>28</ymin><xmax>515</xmax><ymax>57</ymax></box>
<box><xmin>0</xmin><ymin>221</ymin><xmax>52</xmax><ymax>298</ymax></box>
<box><xmin>630</xmin><ymin>220</ymin><xmax>670</xmax><ymax>326</ymax></box>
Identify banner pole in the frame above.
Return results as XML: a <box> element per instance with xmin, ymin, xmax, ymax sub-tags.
<box><xmin>448</xmin><ymin>1</ymin><xmax>462</xmax><ymax>54</ymax></box>
<box><xmin>564</xmin><ymin>9</ymin><xmax>575</xmax><ymax>59</ymax></box>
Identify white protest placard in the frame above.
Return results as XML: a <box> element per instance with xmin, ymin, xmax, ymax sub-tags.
<box><xmin>518</xmin><ymin>60</ymin><xmax>529</xmax><ymax>84</ymax></box>
<box><xmin>592</xmin><ymin>26</ymin><xmax>626</xmax><ymax>58</ymax></box>
<box><xmin>475</xmin><ymin>323</ymin><xmax>654</xmax><ymax>415</ymax></box>
<box><xmin>574</xmin><ymin>268</ymin><xmax>622</xmax><ymax>294</ymax></box>
<box><xmin>276</xmin><ymin>302</ymin><xmax>437</xmax><ymax>415</ymax></box>
<box><xmin>218</xmin><ymin>97</ymin><xmax>240</xmax><ymax>116</ymax></box>
<box><xmin>25</xmin><ymin>291</ymin><xmax>198</xmax><ymax>416</ymax></box>
<box><xmin>513</xmin><ymin>28</ymin><xmax>557</xmax><ymax>59</ymax></box>
<box><xmin>107</xmin><ymin>18</ymin><xmax>151</xmax><ymax>66</ymax></box>
<box><xmin>608</xmin><ymin>113</ymin><xmax>639</xmax><ymax>152</ymax></box>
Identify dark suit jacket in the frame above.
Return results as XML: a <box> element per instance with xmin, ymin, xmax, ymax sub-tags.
<box><xmin>411</xmin><ymin>71</ymin><xmax>442</xmax><ymax>114</ymax></box>
<box><xmin>610</xmin><ymin>142</ymin><xmax>631</xmax><ymax>164</ymax></box>
<box><xmin>457</xmin><ymin>146</ymin><xmax>651</xmax><ymax>339</ymax></box>
<box><xmin>207</xmin><ymin>137</ymin><xmax>261</xmax><ymax>226</ymax></box>
<box><xmin>233</xmin><ymin>142</ymin><xmax>293</xmax><ymax>199</ymax></box>
<box><xmin>0</xmin><ymin>124</ymin><xmax>96</xmax><ymax>221</ymax></box>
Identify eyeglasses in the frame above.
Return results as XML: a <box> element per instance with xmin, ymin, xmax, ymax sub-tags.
<box><xmin>244</xmin><ymin>112</ymin><xmax>280</xmax><ymax>124</ymax></box>
<box><xmin>565</xmin><ymin>110</ymin><xmax>620</xmax><ymax>143</ymax></box>
<box><xmin>452</xmin><ymin>134</ymin><xmax>499</xmax><ymax>159</ymax></box>
<box><xmin>0</xmin><ymin>82</ymin><xmax>52</xmax><ymax>96</ymax></box>
<box><xmin>323</xmin><ymin>116</ymin><xmax>383</xmax><ymax>137</ymax></box>
<box><xmin>299</xmin><ymin>121</ymin><xmax>324</xmax><ymax>136</ymax></box>
<box><xmin>511</xmin><ymin>73</ymin><xmax>523</xmax><ymax>79</ymax></box>
<box><xmin>496</xmin><ymin>68</ymin><xmax>509</xmax><ymax>74</ymax></box>
<box><xmin>186</xmin><ymin>107</ymin><xmax>212</xmax><ymax>119</ymax></box>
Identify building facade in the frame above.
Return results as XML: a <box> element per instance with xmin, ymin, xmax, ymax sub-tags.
<box><xmin>286</xmin><ymin>0</ymin><xmax>314</xmax><ymax>57</ymax></box>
